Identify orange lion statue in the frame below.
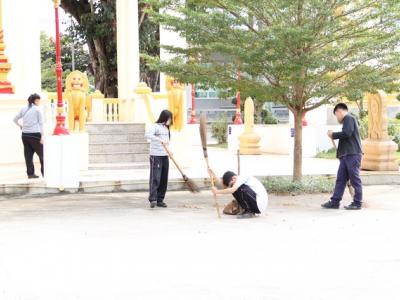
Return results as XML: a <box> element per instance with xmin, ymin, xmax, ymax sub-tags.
<box><xmin>65</xmin><ymin>71</ymin><xmax>90</xmax><ymax>132</ymax></box>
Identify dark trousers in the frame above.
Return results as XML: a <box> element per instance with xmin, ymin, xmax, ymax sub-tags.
<box><xmin>331</xmin><ymin>154</ymin><xmax>362</xmax><ymax>204</ymax></box>
<box><xmin>22</xmin><ymin>133</ymin><xmax>44</xmax><ymax>176</ymax></box>
<box><xmin>232</xmin><ymin>184</ymin><xmax>260</xmax><ymax>214</ymax></box>
<box><xmin>149</xmin><ymin>155</ymin><xmax>169</xmax><ymax>203</ymax></box>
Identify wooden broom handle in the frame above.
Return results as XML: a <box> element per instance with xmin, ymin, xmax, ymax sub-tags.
<box><xmin>330</xmin><ymin>137</ymin><xmax>337</xmax><ymax>150</ymax></box>
<box><xmin>205</xmin><ymin>157</ymin><xmax>220</xmax><ymax>218</ymax></box>
<box><xmin>161</xmin><ymin>143</ymin><xmax>186</xmax><ymax>177</ymax></box>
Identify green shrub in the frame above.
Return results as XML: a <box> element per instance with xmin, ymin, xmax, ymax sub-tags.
<box><xmin>396</xmin><ymin>112</ymin><xmax>400</xmax><ymax>120</ymax></box>
<box><xmin>263</xmin><ymin>176</ymin><xmax>335</xmax><ymax>195</ymax></box>
<box><xmin>357</xmin><ymin>116</ymin><xmax>369</xmax><ymax>140</ymax></box>
<box><xmin>388</xmin><ymin>123</ymin><xmax>400</xmax><ymax>151</ymax></box>
<box><xmin>211</xmin><ymin>116</ymin><xmax>228</xmax><ymax>144</ymax></box>
<box><xmin>315</xmin><ymin>148</ymin><xmax>336</xmax><ymax>159</ymax></box>
<box><xmin>261</xmin><ymin>109</ymin><xmax>278</xmax><ymax>124</ymax></box>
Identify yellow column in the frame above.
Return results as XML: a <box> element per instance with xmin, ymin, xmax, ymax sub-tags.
<box><xmin>0</xmin><ymin>0</ymin><xmax>14</xmax><ymax>94</ymax></box>
<box><xmin>239</xmin><ymin>97</ymin><xmax>261</xmax><ymax>155</ymax></box>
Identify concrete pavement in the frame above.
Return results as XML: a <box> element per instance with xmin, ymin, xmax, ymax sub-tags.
<box><xmin>0</xmin><ymin>185</ymin><xmax>399</xmax><ymax>299</ymax></box>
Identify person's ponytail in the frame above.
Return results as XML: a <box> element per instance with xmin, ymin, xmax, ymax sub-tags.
<box><xmin>27</xmin><ymin>93</ymin><xmax>40</xmax><ymax>107</ymax></box>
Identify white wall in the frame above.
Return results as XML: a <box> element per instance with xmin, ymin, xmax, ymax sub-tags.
<box><xmin>2</xmin><ymin>0</ymin><xmax>41</xmax><ymax>99</ymax></box>
<box><xmin>254</xmin><ymin>124</ymin><xmax>342</xmax><ymax>157</ymax></box>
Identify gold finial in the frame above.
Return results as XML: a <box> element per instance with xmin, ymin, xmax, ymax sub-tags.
<box><xmin>53</xmin><ymin>0</ymin><xmax>61</xmax><ymax>8</ymax></box>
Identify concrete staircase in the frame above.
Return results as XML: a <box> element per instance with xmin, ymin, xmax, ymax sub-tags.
<box><xmin>87</xmin><ymin>123</ymin><xmax>149</xmax><ymax>170</ymax></box>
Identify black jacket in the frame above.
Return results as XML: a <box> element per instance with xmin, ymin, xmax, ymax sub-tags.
<box><xmin>332</xmin><ymin>114</ymin><xmax>363</xmax><ymax>158</ymax></box>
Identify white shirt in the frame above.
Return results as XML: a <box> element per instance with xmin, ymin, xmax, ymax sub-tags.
<box><xmin>145</xmin><ymin>123</ymin><xmax>170</xmax><ymax>156</ymax></box>
<box><xmin>236</xmin><ymin>175</ymin><xmax>268</xmax><ymax>215</ymax></box>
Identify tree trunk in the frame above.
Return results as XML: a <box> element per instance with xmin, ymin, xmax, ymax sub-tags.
<box><xmin>61</xmin><ymin>0</ymin><xmax>118</xmax><ymax>97</ymax></box>
<box><xmin>254</xmin><ymin>101</ymin><xmax>263</xmax><ymax>124</ymax></box>
<box><xmin>293</xmin><ymin>110</ymin><xmax>304</xmax><ymax>181</ymax></box>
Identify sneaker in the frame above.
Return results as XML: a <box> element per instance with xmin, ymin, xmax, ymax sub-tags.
<box><xmin>321</xmin><ymin>200</ymin><xmax>340</xmax><ymax>209</ymax></box>
<box><xmin>237</xmin><ymin>212</ymin><xmax>255</xmax><ymax>219</ymax></box>
<box><xmin>344</xmin><ymin>202</ymin><xmax>362</xmax><ymax>210</ymax></box>
<box><xmin>157</xmin><ymin>202</ymin><xmax>167</xmax><ymax>208</ymax></box>
<box><xmin>150</xmin><ymin>201</ymin><xmax>157</xmax><ymax>208</ymax></box>
<box><xmin>28</xmin><ymin>175</ymin><xmax>39</xmax><ymax>179</ymax></box>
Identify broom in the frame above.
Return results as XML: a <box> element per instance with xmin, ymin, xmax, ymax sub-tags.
<box><xmin>200</xmin><ymin>114</ymin><xmax>221</xmax><ymax>218</ymax></box>
<box><xmin>161</xmin><ymin>143</ymin><xmax>200</xmax><ymax>193</ymax></box>
<box><xmin>330</xmin><ymin>137</ymin><xmax>355</xmax><ymax>198</ymax></box>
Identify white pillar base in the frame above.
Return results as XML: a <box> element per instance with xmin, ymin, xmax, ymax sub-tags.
<box><xmin>44</xmin><ymin>135</ymin><xmax>80</xmax><ymax>189</ymax></box>
<box><xmin>228</xmin><ymin>125</ymin><xmax>245</xmax><ymax>151</ymax></box>
<box><xmin>74</xmin><ymin>133</ymin><xmax>89</xmax><ymax>171</ymax></box>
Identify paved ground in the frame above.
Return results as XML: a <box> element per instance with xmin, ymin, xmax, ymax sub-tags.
<box><xmin>0</xmin><ymin>185</ymin><xmax>399</xmax><ymax>300</ymax></box>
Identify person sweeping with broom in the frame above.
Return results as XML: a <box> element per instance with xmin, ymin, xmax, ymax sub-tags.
<box><xmin>322</xmin><ymin>103</ymin><xmax>363</xmax><ymax>210</ymax></box>
<box><xmin>145</xmin><ymin>110</ymin><xmax>174</xmax><ymax>208</ymax></box>
<box><xmin>145</xmin><ymin>110</ymin><xmax>199</xmax><ymax>209</ymax></box>
<box><xmin>207</xmin><ymin>169</ymin><xmax>268</xmax><ymax>219</ymax></box>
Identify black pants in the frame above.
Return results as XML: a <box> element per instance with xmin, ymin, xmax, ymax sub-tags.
<box><xmin>331</xmin><ymin>154</ymin><xmax>363</xmax><ymax>204</ymax></box>
<box><xmin>149</xmin><ymin>156</ymin><xmax>169</xmax><ymax>203</ymax></box>
<box><xmin>22</xmin><ymin>133</ymin><xmax>44</xmax><ymax>176</ymax></box>
<box><xmin>232</xmin><ymin>184</ymin><xmax>260</xmax><ymax>214</ymax></box>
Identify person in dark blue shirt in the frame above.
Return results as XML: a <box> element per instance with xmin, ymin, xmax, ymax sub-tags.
<box><xmin>322</xmin><ymin>103</ymin><xmax>363</xmax><ymax>210</ymax></box>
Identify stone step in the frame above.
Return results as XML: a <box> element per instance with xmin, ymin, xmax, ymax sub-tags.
<box><xmin>86</xmin><ymin>122</ymin><xmax>145</xmax><ymax>134</ymax></box>
<box><xmin>88</xmin><ymin>162</ymin><xmax>149</xmax><ymax>170</ymax></box>
<box><xmin>89</xmin><ymin>132</ymin><xmax>148</xmax><ymax>143</ymax></box>
<box><xmin>89</xmin><ymin>142</ymin><xmax>149</xmax><ymax>154</ymax></box>
<box><xmin>89</xmin><ymin>152</ymin><xmax>149</xmax><ymax>164</ymax></box>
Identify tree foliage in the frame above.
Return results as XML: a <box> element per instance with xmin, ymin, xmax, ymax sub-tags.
<box><xmin>60</xmin><ymin>0</ymin><xmax>160</xmax><ymax>96</ymax></box>
<box><xmin>143</xmin><ymin>0</ymin><xmax>400</xmax><ymax>180</ymax></box>
<box><xmin>40</xmin><ymin>32</ymin><xmax>91</xmax><ymax>92</ymax></box>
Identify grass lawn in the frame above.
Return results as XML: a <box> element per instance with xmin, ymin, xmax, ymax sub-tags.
<box><xmin>315</xmin><ymin>148</ymin><xmax>336</xmax><ymax>159</ymax></box>
<box><xmin>207</xmin><ymin>143</ymin><xmax>228</xmax><ymax>149</ymax></box>
<box><xmin>316</xmin><ymin>149</ymin><xmax>400</xmax><ymax>165</ymax></box>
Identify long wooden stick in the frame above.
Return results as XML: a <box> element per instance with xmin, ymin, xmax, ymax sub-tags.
<box><xmin>200</xmin><ymin>114</ymin><xmax>221</xmax><ymax>218</ymax></box>
<box><xmin>161</xmin><ymin>143</ymin><xmax>199</xmax><ymax>193</ymax></box>
<box><xmin>206</xmin><ymin>157</ymin><xmax>221</xmax><ymax>218</ymax></box>
<box><xmin>237</xmin><ymin>149</ymin><xmax>241</xmax><ymax>175</ymax></box>
<box><xmin>162</xmin><ymin>144</ymin><xmax>185</xmax><ymax>177</ymax></box>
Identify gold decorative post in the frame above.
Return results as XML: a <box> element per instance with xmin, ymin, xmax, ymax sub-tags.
<box><xmin>0</xmin><ymin>0</ymin><xmax>14</xmax><ymax>94</ymax></box>
<box><xmin>361</xmin><ymin>91</ymin><xmax>398</xmax><ymax>171</ymax></box>
<box><xmin>239</xmin><ymin>97</ymin><xmax>261</xmax><ymax>155</ymax></box>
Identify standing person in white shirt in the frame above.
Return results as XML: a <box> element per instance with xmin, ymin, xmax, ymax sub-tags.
<box><xmin>13</xmin><ymin>94</ymin><xmax>44</xmax><ymax>179</ymax></box>
<box><xmin>208</xmin><ymin>169</ymin><xmax>268</xmax><ymax>219</ymax></box>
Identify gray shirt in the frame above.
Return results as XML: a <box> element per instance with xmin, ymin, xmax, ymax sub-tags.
<box><xmin>13</xmin><ymin>105</ymin><xmax>44</xmax><ymax>135</ymax></box>
<box><xmin>145</xmin><ymin>123</ymin><xmax>170</xmax><ymax>156</ymax></box>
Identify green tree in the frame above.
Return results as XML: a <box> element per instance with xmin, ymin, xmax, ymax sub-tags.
<box><xmin>144</xmin><ymin>0</ymin><xmax>400</xmax><ymax>181</ymax></box>
<box><xmin>60</xmin><ymin>0</ymin><xmax>160</xmax><ymax>96</ymax></box>
<box><xmin>40</xmin><ymin>31</ymin><xmax>91</xmax><ymax>92</ymax></box>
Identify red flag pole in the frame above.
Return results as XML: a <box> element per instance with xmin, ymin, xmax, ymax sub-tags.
<box><xmin>53</xmin><ymin>0</ymin><xmax>69</xmax><ymax>135</ymax></box>
<box><xmin>189</xmin><ymin>83</ymin><xmax>197</xmax><ymax>124</ymax></box>
<box><xmin>233</xmin><ymin>69</ymin><xmax>242</xmax><ymax>124</ymax></box>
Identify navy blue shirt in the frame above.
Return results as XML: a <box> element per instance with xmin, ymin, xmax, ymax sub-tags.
<box><xmin>332</xmin><ymin>114</ymin><xmax>363</xmax><ymax>158</ymax></box>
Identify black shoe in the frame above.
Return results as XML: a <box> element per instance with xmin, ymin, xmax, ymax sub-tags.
<box><xmin>157</xmin><ymin>202</ymin><xmax>167</xmax><ymax>208</ymax></box>
<box><xmin>28</xmin><ymin>175</ymin><xmax>39</xmax><ymax>179</ymax></box>
<box><xmin>321</xmin><ymin>201</ymin><xmax>340</xmax><ymax>209</ymax></box>
<box><xmin>344</xmin><ymin>202</ymin><xmax>362</xmax><ymax>210</ymax></box>
<box><xmin>150</xmin><ymin>201</ymin><xmax>156</xmax><ymax>208</ymax></box>
<box><xmin>237</xmin><ymin>211</ymin><xmax>255</xmax><ymax>219</ymax></box>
